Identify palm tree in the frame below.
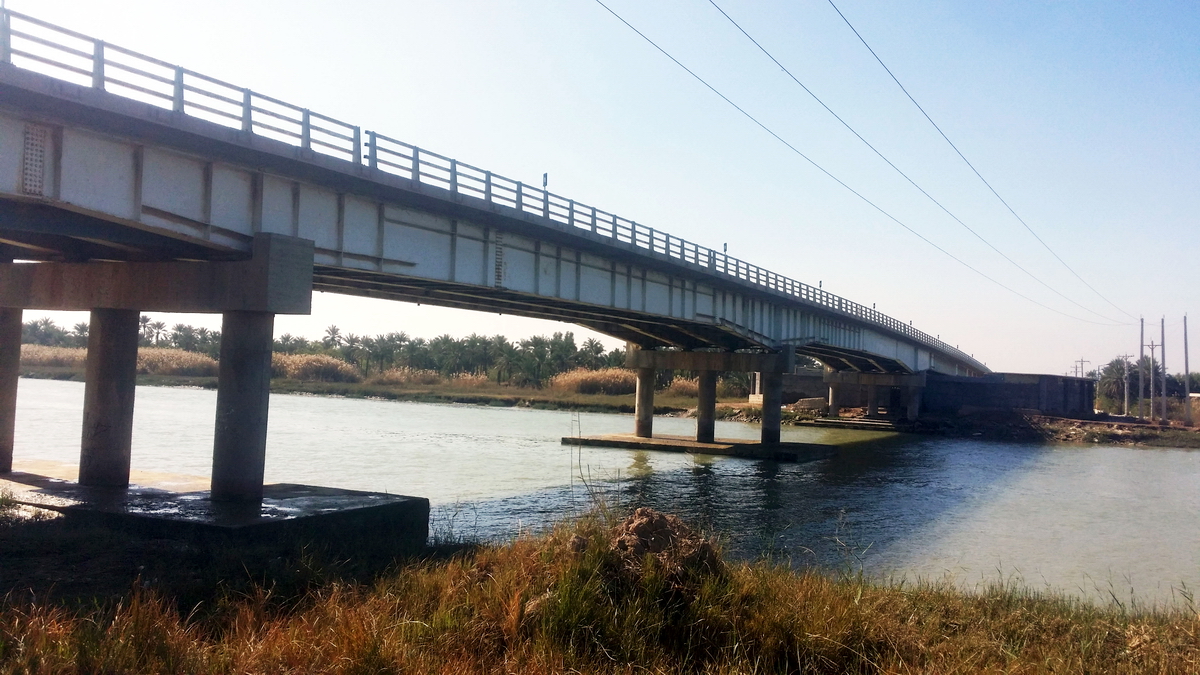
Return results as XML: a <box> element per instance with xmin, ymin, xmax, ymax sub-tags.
<box><xmin>323</xmin><ymin>325</ymin><xmax>343</xmax><ymax>349</ymax></box>
<box><xmin>148</xmin><ymin>321</ymin><xmax>167</xmax><ymax>345</ymax></box>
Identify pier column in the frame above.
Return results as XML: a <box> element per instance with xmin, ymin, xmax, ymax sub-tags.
<box><xmin>905</xmin><ymin>386</ymin><xmax>922</xmax><ymax>421</ymax></box>
<box><xmin>761</xmin><ymin>370</ymin><xmax>783</xmax><ymax>445</ymax></box>
<box><xmin>696</xmin><ymin>370</ymin><xmax>717</xmax><ymax>443</ymax></box>
<box><xmin>635</xmin><ymin>367</ymin><xmax>655</xmax><ymax>438</ymax></box>
<box><xmin>827</xmin><ymin>383</ymin><xmax>841</xmax><ymax>418</ymax></box>
<box><xmin>212</xmin><ymin>311</ymin><xmax>275</xmax><ymax>502</ymax></box>
<box><xmin>0</xmin><ymin>307</ymin><xmax>21</xmax><ymax>473</ymax></box>
<box><xmin>79</xmin><ymin>308</ymin><xmax>140</xmax><ymax>487</ymax></box>
<box><xmin>865</xmin><ymin>384</ymin><xmax>879</xmax><ymax>419</ymax></box>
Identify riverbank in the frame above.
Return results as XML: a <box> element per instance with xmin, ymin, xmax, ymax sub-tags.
<box><xmin>1</xmin><ymin>502</ymin><xmax>1195</xmax><ymax>673</ymax></box>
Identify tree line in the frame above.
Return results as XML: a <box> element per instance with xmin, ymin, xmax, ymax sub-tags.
<box><xmin>1093</xmin><ymin>355</ymin><xmax>1199</xmax><ymax>409</ymax></box>
<box><xmin>20</xmin><ymin>317</ymin><xmax>627</xmax><ymax>388</ymax></box>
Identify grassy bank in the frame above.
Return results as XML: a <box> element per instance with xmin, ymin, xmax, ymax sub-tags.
<box><xmin>0</xmin><ymin>503</ymin><xmax>1196</xmax><ymax>673</ymax></box>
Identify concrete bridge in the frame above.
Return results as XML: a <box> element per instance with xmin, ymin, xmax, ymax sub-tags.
<box><xmin>0</xmin><ymin>11</ymin><xmax>987</xmax><ymax>502</ymax></box>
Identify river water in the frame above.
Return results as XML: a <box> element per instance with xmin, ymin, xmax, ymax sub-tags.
<box><xmin>11</xmin><ymin>378</ymin><xmax>1200</xmax><ymax>606</ymax></box>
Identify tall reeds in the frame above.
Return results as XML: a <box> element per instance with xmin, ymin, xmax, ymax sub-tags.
<box><xmin>547</xmin><ymin>368</ymin><xmax>637</xmax><ymax>395</ymax></box>
<box><xmin>369</xmin><ymin>366</ymin><xmax>444</xmax><ymax>386</ymax></box>
<box><xmin>270</xmin><ymin>354</ymin><xmax>361</xmax><ymax>383</ymax></box>
<box><xmin>20</xmin><ymin>345</ymin><xmax>218</xmax><ymax>376</ymax></box>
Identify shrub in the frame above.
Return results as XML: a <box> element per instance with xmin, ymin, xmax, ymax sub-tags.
<box><xmin>664</xmin><ymin>376</ymin><xmax>698</xmax><ymax>398</ymax></box>
<box><xmin>547</xmin><ymin>368</ymin><xmax>637</xmax><ymax>395</ymax></box>
<box><xmin>136</xmin><ymin>348</ymin><xmax>218</xmax><ymax>377</ymax></box>
<box><xmin>19</xmin><ymin>344</ymin><xmax>86</xmax><ymax>369</ymax></box>
<box><xmin>717</xmin><ymin>375</ymin><xmax>750</xmax><ymax>398</ymax></box>
<box><xmin>369</xmin><ymin>366</ymin><xmax>443</xmax><ymax>386</ymax></box>
<box><xmin>272</xmin><ymin>353</ymin><xmax>361</xmax><ymax>382</ymax></box>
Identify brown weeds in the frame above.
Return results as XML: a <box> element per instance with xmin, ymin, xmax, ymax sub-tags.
<box><xmin>369</xmin><ymin>366</ymin><xmax>444</xmax><ymax>386</ymax></box>
<box><xmin>547</xmin><ymin>368</ymin><xmax>637</xmax><ymax>395</ymax></box>
<box><xmin>271</xmin><ymin>353</ymin><xmax>361</xmax><ymax>383</ymax></box>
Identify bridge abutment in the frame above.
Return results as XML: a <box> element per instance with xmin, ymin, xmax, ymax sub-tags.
<box><xmin>0</xmin><ymin>306</ymin><xmax>21</xmax><ymax>473</ymax></box>
<box><xmin>80</xmin><ymin>308</ymin><xmax>140</xmax><ymax>487</ymax></box>
<box><xmin>211</xmin><ymin>311</ymin><xmax>275</xmax><ymax>503</ymax></box>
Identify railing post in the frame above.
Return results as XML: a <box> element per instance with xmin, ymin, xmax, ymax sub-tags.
<box><xmin>568</xmin><ymin>200</ymin><xmax>575</xmax><ymax>227</ymax></box>
<box><xmin>484</xmin><ymin>171</ymin><xmax>492</xmax><ymax>202</ymax></box>
<box><xmin>300</xmin><ymin>109</ymin><xmax>311</xmax><ymax>150</ymax></box>
<box><xmin>241</xmin><ymin>89</ymin><xmax>252</xmax><ymax>132</ymax></box>
<box><xmin>516</xmin><ymin>182</ymin><xmax>523</xmax><ymax>212</ymax></box>
<box><xmin>352</xmin><ymin>127</ymin><xmax>362</xmax><ymax>165</ymax></box>
<box><xmin>2</xmin><ymin>11</ymin><xmax>13</xmax><ymax>65</ymax></box>
<box><xmin>92</xmin><ymin>40</ymin><xmax>105</xmax><ymax>90</ymax></box>
<box><xmin>172</xmin><ymin>66</ymin><xmax>185</xmax><ymax>113</ymax></box>
<box><xmin>590</xmin><ymin>206</ymin><xmax>597</xmax><ymax>233</ymax></box>
<box><xmin>367</xmin><ymin>131</ymin><xmax>377</xmax><ymax>169</ymax></box>
<box><xmin>541</xmin><ymin>189</ymin><xmax>549</xmax><ymax>218</ymax></box>
<box><xmin>450</xmin><ymin>159</ymin><xmax>458</xmax><ymax>193</ymax></box>
<box><xmin>411</xmin><ymin>147</ymin><xmax>420</xmax><ymax>183</ymax></box>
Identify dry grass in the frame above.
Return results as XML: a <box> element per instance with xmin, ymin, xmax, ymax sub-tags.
<box><xmin>0</xmin><ymin>510</ymin><xmax>1197</xmax><ymax>674</ymax></box>
<box><xmin>271</xmin><ymin>353</ymin><xmax>361</xmax><ymax>383</ymax></box>
<box><xmin>21</xmin><ymin>345</ymin><xmax>217</xmax><ymax>376</ymax></box>
<box><xmin>665</xmin><ymin>376</ymin><xmax>699</xmax><ymax>398</ymax></box>
<box><xmin>135</xmin><ymin>348</ymin><xmax>218</xmax><ymax>377</ymax></box>
<box><xmin>547</xmin><ymin>368</ymin><xmax>637</xmax><ymax>395</ymax></box>
<box><xmin>369</xmin><ymin>366</ymin><xmax>444</xmax><ymax>386</ymax></box>
<box><xmin>451</xmin><ymin>371</ymin><xmax>490</xmax><ymax>387</ymax></box>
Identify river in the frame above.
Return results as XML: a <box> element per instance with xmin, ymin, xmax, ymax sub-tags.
<box><xmin>11</xmin><ymin>377</ymin><xmax>1200</xmax><ymax>607</ymax></box>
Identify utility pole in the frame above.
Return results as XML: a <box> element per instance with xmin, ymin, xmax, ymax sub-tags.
<box><xmin>1075</xmin><ymin>358</ymin><xmax>1090</xmax><ymax>379</ymax></box>
<box><xmin>1147</xmin><ymin>341</ymin><xmax>1158</xmax><ymax>423</ymax></box>
<box><xmin>1185</xmin><ymin>315</ymin><xmax>1192</xmax><ymax>426</ymax></box>
<box><xmin>1161</xmin><ymin>317</ymin><xmax>1168</xmax><ymax>423</ymax></box>
<box><xmin>1139</xmin><ymin>318</ymin><xmax>1145</xmax><ymax>419</ymax></box>
<box><xmin>1117</xmin><ymin>354</ymin><xmax>1134</xmax><ymax>416</ymax></box>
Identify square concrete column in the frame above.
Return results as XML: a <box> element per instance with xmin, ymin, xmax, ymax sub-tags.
<box><xmin>212</xmin><ymin>311</ymin><xmax>275</xmax><ymax>502</ymax></box>
<box><xmin>696</xmin><ymin>370</ymin><xmax>718</xmax><ymax>443</ymax></box>
<box><xmin>905</xmin><ymin>386</ymin><xmax>922</xmax><ymax>421</ymax></box>
<box><xmin>0</xmin><ymin>307</ymin><xmax>21</xmax><ymax>473</ymax></box>
<box><xmin>865</xmin><ymin>384</ymin><xmax>879</xmax><ymax>419</ymax></box>
<box><xmin>634</xmin><ymin>367</ymin><xmax>655</xmax><ymax>438</ymax></box>
<box><xmin>827</xmin><ymin>383</ymin><xmax>841</xmax><ymax>418</ymax></box>
<box><xmin>761</xmin><ymin>370</ymin><xmax>783</xmax><ymax>445</ymax></box>
<box><xmin>80</xmin><ymin>308</ymin><xmax>140</xmax><ymax>487</ymax></box>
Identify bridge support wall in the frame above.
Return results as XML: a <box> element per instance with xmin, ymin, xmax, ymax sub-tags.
<box><xmin>824</xmin><ymin>371</ymin><xmax>927</xmax><ymax>420</ymax></box>
<box><xmin>0</xmin><ymin>307</ymin><xmax>21</xmax><ymax>473</ymax></box>
<box><xmin>79</xmin><ymin>308</ymin><xmax>140</xmax><ymax>487</ymax></box>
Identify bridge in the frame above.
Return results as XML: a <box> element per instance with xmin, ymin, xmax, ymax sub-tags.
<box><xmin>0</xmin><ymin>10</ymin><xmax>987</xmax><ymax>502</ymax></box>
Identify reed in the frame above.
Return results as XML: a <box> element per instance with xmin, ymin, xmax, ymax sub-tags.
<box><xmin>135</xmin><ymin>348</ymin><xmax>218</xmax><ymax>377</ymax></box>
<box><xmin>271</xmin><ymin>353</ymin><xmax>361</xmax><ymax>383</ymax></box>
<box><xmin>664</xmin><ymin>376</ymin><xmax>699</xmax><ymax>398</ymax></box>
<box><xmin>0</xmin><ymin>509</ymin><xmax>1196</xmax><ymax>673</ymax></box>
<box><xmin>547</xmin><ymin>368</ymin><xmax>637</xmax><ymax>395</ymax></box>
<box><xmin>18</xmin><ymin>344</ymin><xmax>86</xmax><ymax>369</ymax></box>
<box><xmin>369</xmin><ymin>366</ymin><xmax>444</xmax><ymax>386</ymax></box>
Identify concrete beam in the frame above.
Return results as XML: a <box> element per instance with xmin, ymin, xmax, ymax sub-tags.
<box><xmin>626</xmin><ymin>348</ymin><xmax>795</xmax><ymax>373</ymax></box>
<box><xmin>211</xmin><ymin>311</ymin><xmax>275</xmax><ymax>503</ymax></box>
<box><xmin>696</xmin><ymin>371</ymin><xmax>717</xmax><ymax>443</ymax></box>
<box><xmin>635</xmin><ymin>367</ymin><xmax>655</xmax><ymax>438</ymax></box>
<box><xmin>0</xmin><ymin>307</ymin><xmax>20</xmax><ymax>473</ymax></box>
<box><xmin>824</xmin><ymin>370</ymin><xmax>926</xmax><ymax>388</ymax></box>
<box><xmin>0</xmin><ymin>234</ymin><xmax>313</xmax><ymax>314</ymax></box>
<box><xmin>79</xmin><ymin>308</ymin><xmax>140</xmax><ymax>487</ymax></box>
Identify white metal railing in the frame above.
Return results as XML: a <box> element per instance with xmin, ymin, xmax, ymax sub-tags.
<box><xmin>0</xmin><ymin>9</ymin><xmax>983</xmax><ymax>371</ymax></box>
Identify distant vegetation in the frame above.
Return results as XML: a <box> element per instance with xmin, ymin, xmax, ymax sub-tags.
<box><xmin>19</xmin><ymin>318</ymin><xmax>751</xmax><ymax>396</ymax></box>
<box><xmin>1092</xmin><ymin>355</ymin><xmax>1199</xmax><ymax>422</ymax></box>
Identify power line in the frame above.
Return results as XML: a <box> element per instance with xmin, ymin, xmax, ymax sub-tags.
<box><xmin>706</xmin><ymin>0</ymin><xmax>1126</xmax><ymax>326</ymax></box>
<box><xmin>589</xmin><ymin>0</ymin><xmax>1123</xmax><ymax>326</ymax></box>
<box><xmin>824</xmin><ymin>0</ymin><xmax>1136</xmax><ymax>321</ymax></box>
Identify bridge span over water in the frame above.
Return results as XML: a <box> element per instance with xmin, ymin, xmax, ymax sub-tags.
<box><xmin>0</xmin><ymin>11</ymin><xmax>987</xmax><ymax>501</ymax></box>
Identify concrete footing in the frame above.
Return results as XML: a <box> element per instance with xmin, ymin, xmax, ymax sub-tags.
<box><xmin>79</xmin><ymin>308</ymin><xmax>140</xmax><ymax>487</ymax></box>
<box><xmin>0</xmin><ymin>307</ymin><xmax>20</xmax><ymax>474</ymax></box>
<box><xmin>563</xmin><ymin>434</ymin><xmax>836</xmax><ymax>463</ymax></box>
<box><xmin>212</xmin><ymin>311</ymin><xmax>275</xmax><ymax>503</ymax></box>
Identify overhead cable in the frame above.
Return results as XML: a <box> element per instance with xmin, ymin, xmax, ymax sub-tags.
<box><xmin>707</xmin><ymin>0</ymin><xmax>1126</xmax><ymax>325</ymax></box>
<box><xmin>589</xmin><ymin>0</ymin><xmax>1124</xmax><ymax>326</ymax></box>
<box><xmin>824</xmin><ymin>0</ymin><xmax>1136</xmax><ymax>321</ymax></box>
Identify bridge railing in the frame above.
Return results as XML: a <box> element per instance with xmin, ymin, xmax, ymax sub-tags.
<box><xmin>0</xmin><ymin>9</ymin><xmax>983</xmax><ymax>372</ymax></box>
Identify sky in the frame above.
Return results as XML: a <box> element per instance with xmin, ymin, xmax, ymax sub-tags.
<box><xmin>12</xmin><ymin>0</ymin><xmax>1200</xmax><ymax>375</ymax></box>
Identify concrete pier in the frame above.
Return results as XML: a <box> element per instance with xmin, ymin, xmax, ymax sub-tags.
<box><xmin>79</xmin><ymin>308</ymin><xmax>140</xmax><ymax>487</ymax></box>
<box><xmin>0</xmin><ymin>306</ymin><xmax>20</xmax><ymax>473</ymax></box>
<box><xmin>696</xmin><ymin>370</ymin><xmax>717</xmax><ymax>443</ymax></box>
<box><xmin>865</xmin><ymin>384</ymin><xmax>879</xmax><ymax>418</ymax></box>
<box><xmin>761</xmin><ymin>370</ymin><xmax>783</xmax><ymax>444</ymax></box>
<box><xmin>635</xmin><ymin>366</ymin><xmax>655</xmax><ymax>438</ymax></box>
<box><xmin>212</xmin><ymin>311</ymin><xmax>275</xmax><ymax>503</ymax></box>
<box><xmin>827</xmin><ymin>382</ymin><xmax>841</xmax><ymax>418</ymax></box>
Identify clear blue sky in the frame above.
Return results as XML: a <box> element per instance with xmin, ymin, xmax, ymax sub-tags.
<box><xmin>15</xmin><ymin>0</ymin><xmax>1200</xmax><ymax>374</ymax></box>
